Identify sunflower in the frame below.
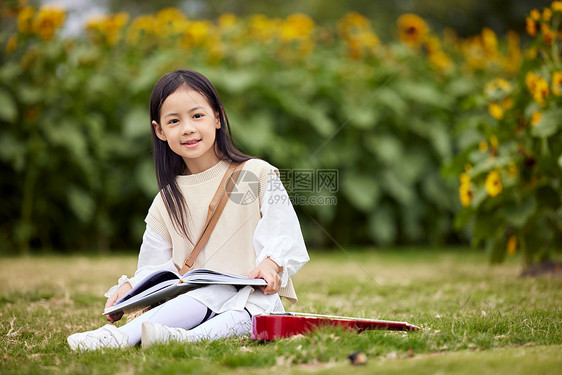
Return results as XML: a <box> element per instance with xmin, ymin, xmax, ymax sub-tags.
<box><xmin>502</xmin><ymin>97</ymin><xmax>514</xmax><ymax>110</ymax></box>
<box><xmin>17</xmin><ymin>6</ymin><xmax>35</xmax><ymax>33</ymax></box>
<box><xmin>485</xmin><ymin>170</ymin><xmax>502</xmax><ymax>197</ymax></box>
<box><xmin>86</xmin><ymin>13</ymin><xmax>129</xmax><ymax>45</ymax></box>
<box><xmin>218</xmin><ymin>13</ymin><xmax>237</xmax><ymax>29</ymax></box>
<box><xmin>552</xmin><ymin>1</ymin><xmax>562</xmax><ymax>12</ymax></box>
<box><xmin>6</xmin><ymin>35</ymin><xmax>17</xmax><ymax>54</ymax></box>
<box><xmin>485</xmin><ymin>78</ymin><xmax>511</xmax><ymax>95</ymax></box>
<box><xmin>32</xmin><ymin>6</ymin><xmax>66</xmax><ymax>41</ymax></box>
<box><xmin>479</xmin><ymin>141</ymin><xmax>489</xmax><ymax>153</ymax></box>
<box><xmin>488</xmin><ymin>102</ymin><xmax>504</xmax><ymax>120</ymax></box>
<box><xmin>526</xmin><ymin>17</ymin><xmax>537</xmax><ymax>36</ymax></box>
<box><xmin>397</xmin><ymin>14</ymin><xmax>429</xmax><ymax>47</ymax></box>
<box><xmin>531</xmin><ymin>110</ymin><xmax>542</xmax><ymax>126</ymax></box>
<box><xmin>507</xmin><ymin>235</ymin><xmax>517</xmax><ymax>256</ymax></box>
<box><xmin>126</xmin><ymin>15</ymin><xmax>157</xmax><ymax>45</ymax></box>
<box><xmin>530</xmin><ymin>9</ymin><xmax>541</xmax><ymax>20</ymax></box>
<box><xmin>526</xmin><ymin>72</ymin><xmax>550</xmax><ymax>106</ymax></box>
<box><xmin>155</xmin><ymin>8</ymin><xmax>188</xmax><ymax>36</ymax></box>
<box><xmin>541</xmin><ymin>23</ymin><xmax>554</xmax><ymax>45</ymax></box>
<box><xmin>459</xmin><ymin>180</ymin><xmax>472</xmax><ymax>207</ymax></box>
<box><xmin>543</xmin><ymin>8</ymin><xmax>553</xmax><ymax>21</ymax></box>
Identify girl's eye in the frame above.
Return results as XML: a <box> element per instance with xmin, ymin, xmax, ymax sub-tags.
<box><xmin>168</xmin><ymin>119</ymin><xmax>179</xmax><ymax>125</ymax></box>
<box><xmin>193</xmin><ymin>113</ymin><xmax>204</xmax><ymax>119</ymax></box>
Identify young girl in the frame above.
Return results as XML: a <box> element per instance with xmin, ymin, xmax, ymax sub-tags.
<box><xmin>67</xmin><ymin>69</ymin><xmax>309</xmax><ymax>350</ymax></box>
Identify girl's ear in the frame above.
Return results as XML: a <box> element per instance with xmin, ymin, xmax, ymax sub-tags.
<box><xmin>215</xmin><ymin>112</ymin><xmax>221</xmax><ymax>129</ymax></box>
<box><xmin>152</xmin><ymin>120</ymin><xmax>167</xmax><ymax>141</ymax></box>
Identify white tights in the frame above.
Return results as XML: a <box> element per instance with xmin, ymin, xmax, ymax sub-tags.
<box><xmin>118</xmin><ymin>294</ymin><xmax>252</xmax><ymax>346</ymax></box>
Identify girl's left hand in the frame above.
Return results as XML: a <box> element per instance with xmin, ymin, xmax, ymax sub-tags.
<box><xmin>248</xmin><ymin>257</ymin><xmax>282</xmax><ymax>295</ymax></box>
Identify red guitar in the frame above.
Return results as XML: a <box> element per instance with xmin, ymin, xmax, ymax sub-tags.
<box><xmin>251</xmin><ymin>312</ymin><xmax>420</xmax><ymax>340</ymax></box>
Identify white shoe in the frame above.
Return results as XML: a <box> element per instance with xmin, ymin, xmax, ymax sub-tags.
<box><xmin>67</xmin><ymin>324</ymin><xmax>128</xmax><ymax>351</ymax></box>
<box><xmin>141</xmin><ymin>322</ymin><xmax>190</xmax><ymax>348</ymax></box>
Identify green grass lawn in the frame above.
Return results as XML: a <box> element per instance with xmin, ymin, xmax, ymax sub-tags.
<box><xmin>0</xmin><ymin>248</ymin><xmax>560</xmax><ymax>374</ymax></box>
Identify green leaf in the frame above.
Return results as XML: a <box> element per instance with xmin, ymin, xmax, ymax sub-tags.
<box><xmin>365</xmin><ymin>134</ymin><xmax>403</xmax><ymax>165</ymax></box>
<box><xmin>456</xmin><ymin>128</ymin><xmax>483</xmax><ymax>151</ymax></box>
<box><xmin>487</xmin><ymin>236</ymin><xmax>505</xmax><ymax>264</ymax></box>
<box><xmin>394</xmin><ymin>150</ymin><xmax>428</xmax><ymax>184</ymax></box>
<box><xmin>88</xmin><ymin>74</ymin><xmax>113</xmax><ymax>96</ymax></box>
<box><xmin>124</xmin><ymin>107</ymin><xmax>150</xmax><ymax>139</ymax></box>
<box><xmin>368</xmin><ymin>204</ymin><xmax>396</xmax><ymax>246</ymax></box>
<box><xmin>531</xmin><ymin>109</ymin><xmax>562</xmax><ymax>138</ymax></box>
<box><xmin>67</xmin><ymin>186</ymin><xmax>95</xmax><ymax>223</ymax></box>
<box><xmin>454</xmin><ymin>207</ymin><xmax>476</xmax><ymax>230</ymax></box>
<box><xmin>430</xmin><ymin>123</ymin><xmax>452</xmax><ymax>158</ymax></box>
<box><xmin>0</xmin><ymin>62</ymin><xmax>20</xmax><ymax>82</ymax></box>
<box><xmin>136</xmin><ymin>158</ymin><xmax>158</xmax><ymax>198</ymax></box>
<box><xmin>401</xmin><ymin>204</ymin><xmax>424</xmax><ymax>242</ymax></box>
<box><xmin>472</xmin><ymin>213</ymin><xmax>503</xmax><ymax>246</ymax></box>
<box><xmin>44</xmin><ymin>120</ymin><xmax>87</xmax><ymax>158</ymax></box>
<box><xmin>503</xmin><ymin>195</ymin><xmax>537</xmax><ymax>228</ymax></box>
<box><xmin>277</xmin><ymin>93</ymin><xmax>336</xmax><ymax>137</ymax></box>
<box><xmin>129</xmin><ymin>55</ymin><xmax>165</xmax><ymax>95</ymax></box>
<box><xmin>0</xmin><ymin>89</ymin><xmax>17</xmax><ymax>123</ymax></box>
<box><xmin>231</xmin><ymin>110</ymin><xmax>275</xmax><ymax>153</ymax></box>
<box><xmin>309</xmin><ymin>105</ymin><xmax>336</xmax><ymax>137</ymax></box>
<box><xmin>409</xmin><ymin>119</ymin><xmax>451</xmax><ymax>158</ymax></box>
<box><xmin>395</xmin><ymin>81</ymin><xmax>453</xmax><ymax>109</ymax></box>
<box><xmin>344</xmin><ymin>104</ymin><xmax>379</xmax><ymax>129</ymax></box>
<box><xmin>471</xmin><ymin>185</ymin><xmax>488</xmax><ymax>208</ymax></box>
<box><xmin>0</xmin><ymin>135</ymin><xmax>26</xmax><ymax>171</ymax></box>
<box><xmin>445</xmin><ymin>77</ymin><xmax>476</xmax><ymax>97</ymax></box>
<box><xmin>374</xmin><ymin>87</ymin><xmax>408</xmax><ymax>116</ymax></box>
<box><xmin>380</xmin><ymin>170</ymin><xmax>414</xmax><ymax>205</ymax></box>
<box><xmin>422</xmin><ymin>172</ymin><xmax>454</xmax><ymax>209</ymax></box>
<box><xmin>17</xmin><ymin>86</ymin><xmax>42</xmax><ymax>105</ymax></box>
<box><xmin>213</xmin><ymin>69</ymin><xmax>256</xmax><ymax>94</ymax></box>
<box><xmin>469</xmin><ymin>155</ymin><xmax>511</xmax><ymax>179</ymax></box>
<box><xmin>342</xmin><ymin>173</ymin><xmax>380</xmax><ymax>212</ymax></box>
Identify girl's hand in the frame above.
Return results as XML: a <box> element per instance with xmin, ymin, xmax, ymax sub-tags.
<box><xmin>105</xmin><ymin>282</ymin><xmax>132</xmax><ymax>323</ymax></box>
<box><xmin>248</xmin><ymin>257</ymin><xmax>283</xmax><ymax>295</ymax></box>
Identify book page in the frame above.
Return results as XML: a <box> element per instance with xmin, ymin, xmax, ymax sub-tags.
<box><xmin>115</xmin><ymin>270</ymin><xmax>180</xmax><ymax>304</ymax></box>
<box><xmin>183</xmin><ymin>269</ymin><xmax>267</xmax><ymax>286</ymax></box>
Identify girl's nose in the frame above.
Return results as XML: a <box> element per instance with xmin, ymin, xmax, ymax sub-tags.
<box><xmin>181</xmin><ymin>120</ymin><xmax>196</xmax><ymax>135</ymax></box>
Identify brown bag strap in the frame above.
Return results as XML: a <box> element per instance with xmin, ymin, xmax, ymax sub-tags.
<box><xmin>178</xmin><ymin>161</ymin><xmax>247</xmax><ymax>275</ymax></box>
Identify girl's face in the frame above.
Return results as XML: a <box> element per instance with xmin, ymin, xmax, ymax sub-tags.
<box><xmin>153</xmin><ymin>87</ymin><xmax>221</xmax><ymax>174</ymax></box>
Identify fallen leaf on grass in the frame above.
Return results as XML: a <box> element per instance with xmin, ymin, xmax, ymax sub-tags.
<box><xmin>348</xmin><ymin>351</ymin><xmax>367</xmax><ymax>365</ymax></box>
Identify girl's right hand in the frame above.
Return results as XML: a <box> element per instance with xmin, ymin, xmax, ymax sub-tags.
<box><xmin>105</xmin><ymin>282</ymin><xmax>132</xmax><ymax>323</ymax></box>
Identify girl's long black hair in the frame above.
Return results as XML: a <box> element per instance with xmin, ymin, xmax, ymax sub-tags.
<box><xmin>149</xmin><ymin>69</ymin><xmax>251</xmax><ymax>240</ymax></box>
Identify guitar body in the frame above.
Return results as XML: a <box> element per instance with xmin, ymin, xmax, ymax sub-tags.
<box><xmin>251</xmin><ymin>313</ymin><xmax>420</xmax><ymax>340</ymax></box>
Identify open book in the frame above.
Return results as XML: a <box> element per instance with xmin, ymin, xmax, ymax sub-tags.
<box><xmin>102</xmin><ymin>269</ymin><xmax>267</xmax><ymax>316</ymax></box>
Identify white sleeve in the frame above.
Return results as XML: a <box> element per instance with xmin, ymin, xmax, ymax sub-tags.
<box><xmin>104</xmin><ymin>224</ymin><xmax>176</xmax><ymax>298</ymax></box>
<box><xmin>253</xmin><ymin>171</ymin><xmax>310</xmax><ymax>288</ymax></box>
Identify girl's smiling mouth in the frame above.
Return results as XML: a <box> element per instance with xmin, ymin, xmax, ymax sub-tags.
<box><xmin>183</xmin><ymin>139</ymin><xmax>201</xmax><ymax>148</ymax></box>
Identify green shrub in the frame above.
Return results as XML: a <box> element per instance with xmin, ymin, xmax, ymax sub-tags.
<box><xmin>0</xmin><ymin>3</ymin><xmax>559</xmax><ymax>264</ymax></box>
<box><xmin>443</xmin><ymin>5</ymin><xmax>562</xmax><ymax>266</ymax></box>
